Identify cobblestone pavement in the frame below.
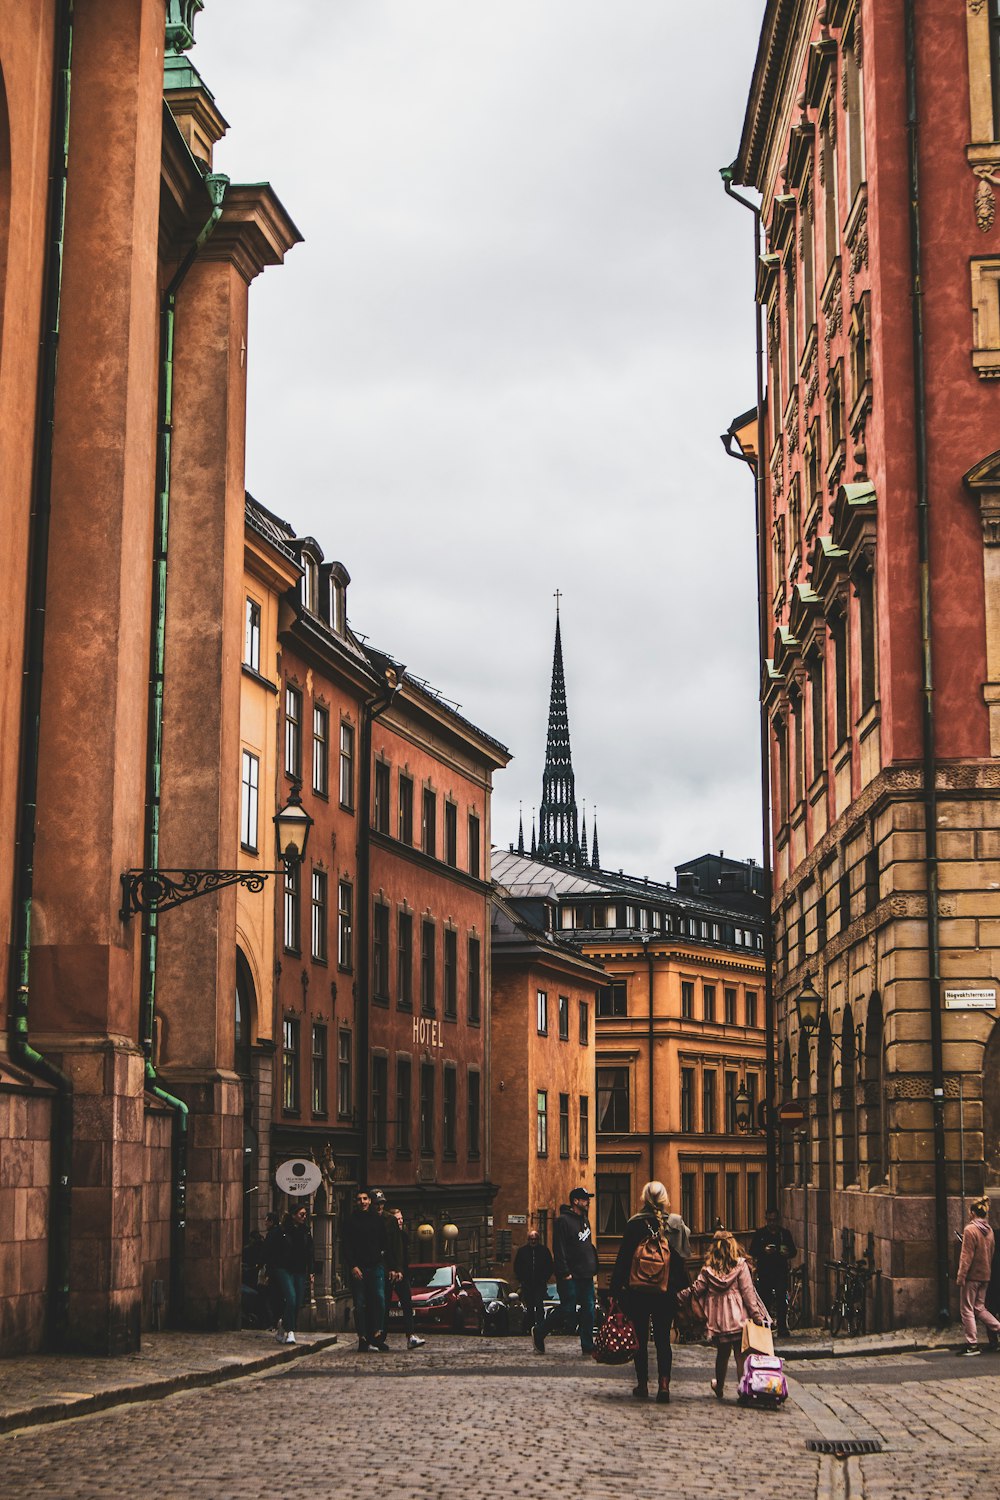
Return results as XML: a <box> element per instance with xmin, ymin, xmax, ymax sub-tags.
<box><xmin>4</xmin><ymin>1335</ymin><xmax>1000</xmax><ymax>1499</ymax></box>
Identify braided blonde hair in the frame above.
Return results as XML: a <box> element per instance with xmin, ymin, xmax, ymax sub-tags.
<box><xmin>641</xmin><ymin>1180</ymin><xmax>671</xmax><ymax>1236</ymax></box>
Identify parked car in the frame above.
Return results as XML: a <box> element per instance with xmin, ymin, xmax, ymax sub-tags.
<box><xmin>388</xmin><ymin>1263</ymin><xmax>486</xmax><ymax>1334</ymax></box>
<box><xmin>473</xmin><ymin>1278</ymin><xmax>521</xmax><ymax>1335</ymax></box>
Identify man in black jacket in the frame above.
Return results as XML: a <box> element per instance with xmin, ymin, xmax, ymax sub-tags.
<box><xmin>513</xmin><ymin>1229</ymin><xmax>554</xmax><ymax>1354</ymax></box>
<box><xmin>553</xmin><ymin>1188</ymin><xmax>599</xmax><ymax>1354</ymax></box>
<box><xmin>749</xmin><ymin>1209</ymin><xmax>797</xmax><ymax>1335</ymax></box>
<box><xmin>342</xmin><ymin>1189</ymin><xmax>389</xmax><ymax>1351</ymax></box>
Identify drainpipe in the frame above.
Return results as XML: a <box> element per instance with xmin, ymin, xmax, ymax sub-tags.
<box><xmin>721</xmin><ymin>165</ymin><xmax>780</xmax><ymax>1214</ymax></box>
<box><xmin>641</xmin><ymin>935</ymin><xmax>655</xmax><ymax>1181</ymax></box>
<box><xmin>904</xmin><ymin>0</ymin><xmax>950</xmax><ymax>1325</ymax></box>
<box><xmin>139</xmin><ymin>170</ymin><xmax>228</xmax><ymax>1323</ymax></box>
<box><xmin>7</xmin><ymin>0</ymin><xmax>75</xmax><ymax>1351</ymax></box>
<box><xmin>356</xmin><ymin>670</ymin><xmax>401</xmax><ymax>1189</ymax></box>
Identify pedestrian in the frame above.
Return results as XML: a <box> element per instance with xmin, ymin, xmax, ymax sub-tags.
<box><xmin>956</xmin><ymin>1195</ymin><xmax>1000</xmax><ymax>1356</ymax></box>
<box><xmin>553</xmin><ymin>1187</ymin><xmax>599</xmax><ymax>1355</ymax></box>
<box><xmin>690</xmin><ymin>1228</ymin><xmax>770</xmax><ymax>1399</ymax></box>
<box><xmin>610</xmin><ymin>1180</ymin><xmax>691</xmax><ymax>1404</ymax></box>
<box><xmin>513</xmin><ymin>1228</ymin><xmax>555</xmax><ymax>1354</ymax></box>
<box><xmin>260</xmin><ymin>1212</ymin><xmax>284</xmax><ymax>1331</ymax></box>
<box><xmin>369</xmin><ymin>1190</ymin><xmax>405</xmax><ymax>1347</ymax></box>
<box><xmin>390</xmin><ymin>1207</ymin><xmax>426</xmax><ymax>1350</ymax></box>
<box><xmin>749</xmin><ymin>1208</ymin><xmax>797</xmax><ymax>1336</ymax></box>
<box><xmin>342</xmin><ymin>1187</ymin><xmax>389</xmax><ymax>1351</ymax></box>
<box><xmin>264</xmin><ymin>1203</ymin><xmax>315</xmax><ymax>1345</ymax></box>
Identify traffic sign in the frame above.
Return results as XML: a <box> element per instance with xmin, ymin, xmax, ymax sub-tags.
<box><xmin>275</xmin><ymin>1158</ymin><xmax>322</xmax><ymax>1196</ymax></box>
<box><xmin>777</xmin><ymin>1100</ymin><xmax>808</xmax><ymax>1125</ymax></box>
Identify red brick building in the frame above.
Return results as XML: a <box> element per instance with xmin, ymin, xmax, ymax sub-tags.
<box><xmin>729</xmin><ymin>0</ymin><xmax>1000</xmax><ymax>1326</ymax></box>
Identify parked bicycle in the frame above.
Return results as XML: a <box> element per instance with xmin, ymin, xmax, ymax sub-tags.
<box><xmin>785</xmin><ymin>1264</ymin><xmax>804</xmax><ymax>1331</ymax></box>
<box><xmin>825</xmin><ymin>1259</ymin><xmax>875</xmax><ymax>1336</ymax></box>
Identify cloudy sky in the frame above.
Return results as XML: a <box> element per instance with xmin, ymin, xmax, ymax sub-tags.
<box><xmin>198</xmin><ymin>1</ymin><xmax>766</xmax><ymax>880</ymax></box>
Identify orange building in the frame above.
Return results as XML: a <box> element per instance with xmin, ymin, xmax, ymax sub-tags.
<box><xmin>489</xmin><ymin>890</ymin><xmax>604</xmax><ymax>1272</ymax></box>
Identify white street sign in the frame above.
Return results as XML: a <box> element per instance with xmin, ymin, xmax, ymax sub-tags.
<box><xmin>507</xmin><ymin>1213</ymin><xmax>527</xmax><ymax>1224</ymax></box>
<box><xmin>275</xmin><ymin>1158</ymin><xmax>323</xmax><ymax>1196</ymax></box>
<box><xmin>944</xmin><ymin>987</ymin><xmax>997</xmax><ymax>1010</ymax></box>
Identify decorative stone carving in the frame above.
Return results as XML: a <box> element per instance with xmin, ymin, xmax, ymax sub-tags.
<box><xmin>786</xmin><ymin>392</ymin><xmax>800</xmax><ymax>453</ymax></box>
<box><xmin>824</xmin><ymin>272</ymin><xmax>843</xmax><ymax>358</ymax></box>
<box><xmin>848</xmin><ymin>203</ymin><xmax>869</xmax><ymax>299</ymax></box>
<box><xmin>975</xmin><ymin>172</ymin><xmax>999</xmax><ymax>232</ymax></box>
<box><xmin>771</xmin><ymin>443</ymin><xmax>785</xmax><ymax>497</ymax></box>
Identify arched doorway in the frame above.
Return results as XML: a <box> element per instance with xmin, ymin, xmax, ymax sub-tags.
<box><xmin>841</xmin><ymin>1006</ymin><xmax>859</xmax><ymax>1187</ymax></box>
<box><xmin>815</xmin><ymin>1016</ymin><xmax>834</xmax><ymax>1298</ymax></box>
<box><xmin>236</xmin><ymin>948</ymin><xmax>258</xmax><ymax>1250</ymax></box>
<box><xmin>864</xmin><ymin>992</ymin><xmax>887</xmax><ymax>1187</ymax></box>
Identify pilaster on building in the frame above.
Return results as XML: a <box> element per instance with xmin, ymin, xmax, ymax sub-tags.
<box><xmin>729</xmin><ymin>0</ymin><xmax>1000</xmax><ymax>1328</ymax></box>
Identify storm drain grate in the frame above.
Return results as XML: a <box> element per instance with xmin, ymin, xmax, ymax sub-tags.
<box><xmin>806</xmin><ymin>1439</ymin><xmax>884</xmax><ymax>1458</ymax></box>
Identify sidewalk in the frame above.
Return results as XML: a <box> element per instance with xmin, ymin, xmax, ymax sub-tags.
<box><xmin>0</xmin><ymin>1329</ymin><xmax>340</xmax><ymax>1436</ymax></box>
<box><xmin>774</xmin><ymin>1323</ymin><xmax>957</xmax><ymax>1360</ymax></box>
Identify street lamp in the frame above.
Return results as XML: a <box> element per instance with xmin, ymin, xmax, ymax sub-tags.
<box><xmin>734</xmin><ymin>1082</ymin><xmax>763</xmax><ymax>1135</ymax></box>
<box><xmin>794</xmin><ymin>975</ymin><xmax>823</xmax><ymax>1034</ymax></box>
<box><xmin>120</xmin><ymin>783</ymin><xmax>314</xmax><ymax>919</ymax></box>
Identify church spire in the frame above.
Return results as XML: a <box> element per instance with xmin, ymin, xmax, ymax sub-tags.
<box><xmin>580</xmin><ymin>802</ymin><xmax>589</xmax><ymax>866</ymax></box>
<box><xmin>537</xmin><ymin>594</ymin><xmax>582</xmax><ymax>865</ymax></box>
<box><xmin>591</xmin><ymin>807</ymin><xmax>600</xmax><ymax>869</ymax></box>
<box><xmin>530</xmin><ymin>808</ymin><xmax>537</xmax><ymax>857</ymax></box>
<box><xmin>517</xmin><ymin>803</ymin><xmax>525</xmax><ymax>856</ymax></box>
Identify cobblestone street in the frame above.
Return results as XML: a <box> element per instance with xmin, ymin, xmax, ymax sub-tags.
<box><xmin>5</xmin><ymin>1335</ymin><xmax>1000</xmax><ymax>1500</ymax></box>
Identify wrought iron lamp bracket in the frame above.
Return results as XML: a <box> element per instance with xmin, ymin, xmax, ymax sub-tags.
<box><xmin>120</xmin><ymin>866</ymin><xmax>285</xmax><ymax>921</ymax></box>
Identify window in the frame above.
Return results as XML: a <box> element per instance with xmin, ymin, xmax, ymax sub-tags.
<box><xmin>558</xmin><ymin>994</ymin><xmax>569</xmax><ymax>1041</ymax></box>
<box><xmin>397</xmin><ymin>911</ymin><xmax>413</xmax><ymax>1009</ymax></box>
<box><xmin>339</xmin><ymin>722</ymin><xmax>355</xmax><ymax>809</ymax></box>
<box><xmin>858</xmin><ymin>567</ymin><xmax>877</xmax><ymax>713</ymax></box>
<box><xmin>444</xmin><ymin>929</ymin><xmax>458</xmax><ymax>1019</ymax></box>
<box><xmin>329</xmin><ymin>576</ymin><xmax>345</xmax><ymax>634</ymax></box>
<box><xmin>681</xmin><ymin>1067</ymin><xmax>694</xmax><ymax>1133</ymax></box>
<box><xmin>704</xmin><ymin>1172</ymin><xmax>718</xmax><ymax>1232</ymax></box>
<box><xmin>444</xmin><ymin>802</ymin><xmax>458</xmax><ymax>866</ymax></box>
<box><xmin>832</xmin><ymin>613</ymin><xmax>850</xmax><ymax>746</ymax></box>
<box><xmin>443</xmin><ymin>1066</ymin><xmax>457</xmax><ymax>1156</ymax></box>
<box><xmin>791</xmin><ymin>686</ymin><xmax>805</xmax><ymax>807</ymax></box>
<box><xmin>396</xmin><ymin>1057</ymin><xmax>411</xmax><ymax>1152</ymax></box>
<box><xmin>244</xmin><ymin>597</ymin><xmax>261</xmax><ymax>672</ymax></box>
<box><xmin>579</xmin><ymin>1095</ymin><xmax>589</xmax><ymax>1159</ymax></box>
<box><xmin>283</xmin><ymin>864</ymin><xmax>300</xmax><ymax>953</ymax></box>
<box><xmin>827</xmin><ymin>360</ymin><xmax>844</xmax><ymax>459</ymax></box>
<box><xmin>746</xmin><ymin>1073</ymin><xmax>759</xmax><ymax>1127</ymax></box>
<box><xmin>398</xmin><ymin>774</ymin><xmax>413</xmax><ymax>845</ymax></box>
<box><xmin>467</xmin><ymin>936</ymin><xmax>481</xmax><ymax>1024</ymax></box>
<box><xmin>802</xmin><ymin>189</ymin><xmax>815</xmax><ymax>330</ymax></box>
<box><xmin>312</xmin><ymin>706</ymin><xmax>329</xmax><ymax>797</ymax></box>
<box><xmin>681</xmin><ymin>1173</ymin><xmax>696</xmax><ymax>1232</ymax></box>
<box><xmin>597</xmin><ymin>1174</ymin><xmax>630</xmax><ymax>1236</ymax></box>
<box><xmin>371</xmin><ymin>1055</ymin><xmax>387</xmax><ymax>1153</ymax></box>
<box><xmin>821</xmin><ymin>105</ymin><xmax>839</xmax><ymax>269</ymax></box>
<box><xmin>337</xmin><ymin>1030</ymin><xmax>352</xmax><ymax>1117</ymax></box>
<box><xmin>681</xmin><ymin>981</ymin><xmax>694</xmax><ymax>1019</ymax></box>
<box><xmin>421</xmin><ymin>788</ymin><xmax>436</xmax><ymax>856</ymax></box>
<box><xmin>845</xmin><ymin>19</ymin><xmax>866</xmax><ymax>204</ymax></box>
<box><xmin>785</xmin><ymin>258</ymin><xmax>798</xmax><ymax>394</ymax></box>
<box><xmin>809</xmin><ymin>653</ymin><xmax>825</xmax><ymax>782</ymax></box>
<box><xmin>240</xmin><ymin>750</ymin><xmax>259</xmax><ymax>851</ymax></box>
<box><xmin>774</xmin><ymin>716</ymin><xmax>788</xmax><ymax>825</ymax></box>
<box><xmin>746</xmin><ymin>989</ymin><xmax>759</xmax><ymax>1029</ymax></box>
<box><xmin>703</xmin><ymin>984</ymin><xmax>716</xmax><ymax>1023</ymax></box>
<box><xmin>725</xmin><ymin>1174</ymin><xmax>739</xmax><ymax>1233</ymax></box>
<box><xmin>596</xmin><ymin>1067</ymin><xmax>629</xmax><ymax>1132</ymax></box>
<box><xmin>467</xmin><ymin>1069</ymin><xmax>481</xmax><ymax>1156</ymax></box>
<box><xmin>285</xmin><ymin>685</ymin><xmax>302</xmax><ymax>779</ymax></box>
<box><xmin>282</xmin><ymin>1018</ymin><xmax>300</xmax><ymax>1113</ymax></box>
<box><xmin>337</xmin><ymin>881</ymin><xmax>353</xmax><ymax>969</ymax></box>
<box><xmin>373</xmin><ymin>759</ymin><xmax>390</xmax><ymax>833</ymax></box>
<box><xmin>467</xmin><ymin>813</ymin><xmax>481</xmax><ymax>877</ymax></box>
<box><xmin>578</xmin><ymin>1000</ymin><xmax>589</xmax><ymax>1045</ymax></box>
<box><xmin>373</xmin><ymin>902</ymin><xmax>390</xmax><ymax>999</ymax></box>
<box><xmin>421</xmin><ymin>921</ymin><xmax>436</xmax><ymax>1014</ymax></box>
<box><xmin>703</xmin><ymin>1070</ymin><xmax>717</xmax><ymax>1134</ymax></box>
<box><xmin>724</xmin><ymin>986</ymin><xmax>737</xmax><ymax>1025</ymax></box>
<box><xmin>747</xmin><ymin>1173</ymin><xmax>760</xmax><ymax>1232</ymax></box>
<box><xmin>536</xmin><ymin>1090</ymin><xmax>548</xmax><ymax>1155</ymax></box>
<box><xmin>301</xmin><ymin>554</ymin><xmax>317</xmax><ymax>613</ymax></box>
<box><xmin>311</xmin><ymin>869</ymin><xmax>328</xmax><ymax>962</ymax></box>
<box><xmin>420</xmin><ymin>1064</ymin><xmax>435</xmax><ymax>1153</ymax></box>
<box><xmin>311</xmin><ymin>1023</ymin><xmax>327</xmax><ymax>1116</ymax></box>
<box><xmin>559</xmin><ymin>1094</ymin><xmax>570</xmax><ymax>1157</ymax></box>
<box><xmin>536</xmin><ymin>989</ymin><xmax>548</xmax><ymax>1035</ymax></box>
<box><xmin>597</xmin><ymin>981</ymin><xmax>627</xmax><ymax>1018</ymax></box>
<box><xmin>725</xmin><ymin>1071</ymin><xmax>739</xmax><ymax>1135</ymax></box>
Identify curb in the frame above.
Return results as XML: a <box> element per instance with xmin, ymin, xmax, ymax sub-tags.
<box><xmin>778</xmin><ymin>1337</ymin><xmax>949</xmax><ymax>1361</ymax></box>
<box><xmin>0</xmin><ymin>1334</ymin><xmax>340</xmax><ymax>1436</ymax></box>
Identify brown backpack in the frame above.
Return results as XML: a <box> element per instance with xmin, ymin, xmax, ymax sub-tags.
<box><xmin>629</xmin><ymin>1221</ymin><xmax>671</xmax><ymax>1293</ymax></box>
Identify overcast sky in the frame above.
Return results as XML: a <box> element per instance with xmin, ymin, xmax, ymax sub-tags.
<box><xmin>198</xmin><ymin>1</ymin><xmax>766</xmax><ymax>881</ymax></box>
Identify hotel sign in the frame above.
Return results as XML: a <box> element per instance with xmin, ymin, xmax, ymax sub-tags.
<box><xmin>413</xmin><ymin>1017</ymin><xmax>444</xmax><ymax>1047</ymax></box>
<box><xmin>944</xmin><ymin>987</ymin><xmax>997</xmax><ymax>1010</ymax></box>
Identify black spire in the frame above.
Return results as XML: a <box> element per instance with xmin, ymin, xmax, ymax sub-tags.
<box><xmin>591</xmin><ymin>808</ymin><xmax>600</xmax><ymax>869</ymax></box>
<box><xmin>530</xmin><ymin>809</ymin><xmax>537</xmax><ymax>857</ymax></box>
<box><xmin>517</xmin><ymin>804</ymin><xmax>525</xmax><ymax>856</ymax></box>
<box><xmin>580</xmin><ymin>802</ymin><xmax>589</xmax><ymax>865</ymax></box>
<box><xmin>537</xmin><ymin>595</ymin><xmax>582</xmax><ymax>865</ymax></box>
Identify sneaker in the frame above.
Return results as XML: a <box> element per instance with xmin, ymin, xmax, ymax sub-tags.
<box><xmin>532</xmin><ymin>1344</ymin><xmax>546</xmax><ymax>1355</ymax></box>
<box><xmin>957</xmin><ymin>1344</ymin><xmax>981</xmax><ymax>1356</ymax></box>
<box><xmin>284</xmin><ymin>1331</ymin><xmax>296</xmax><ymax>1345</ymax></box>
<box><xmin>407</xmin><ymin>1335</ymin><xmax>426</xmax><ymax>1349</ymax></box>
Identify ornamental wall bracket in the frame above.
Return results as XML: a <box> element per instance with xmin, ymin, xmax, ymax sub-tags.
<box><xmin>120</xmin><ymin>867</ymin><xmax>280</xmax><ymax>920</ymax></box>
<box><xmin>968</xmin><ymin>145</ymin><xmax>1000</xmax><ymax>232</ymax></box>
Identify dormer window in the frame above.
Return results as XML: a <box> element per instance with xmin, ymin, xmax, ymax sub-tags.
<box><xmin>326</xmin><ymin>562</ymin><xmax>351</xmax><ymax>636</ymax></box>
<box><xmin>301</xmin><ymin>553</ymin><xmax>318</xmax><ymax>613</ymax></box>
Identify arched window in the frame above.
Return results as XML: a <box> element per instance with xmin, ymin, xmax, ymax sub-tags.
<box><xmin>781</xmin><ymin>1040</ymin><xmax>795</xmax><ymax>1186</ymax></box>
<box><xmin>864</xmin><ymin>992</ymin><xmax>887</xmax><ymax>1187</ymax></box>
<box><xmin>816</xmin><ymin>1017</ymin><xmax>833</xmax><ymax>1197</ymax></box>
<box><xmin>841</xmin><ymin>1006</ymin><xmax>859</xmax><ymax>1186</ymax></box>
<box><xmin>301</xmin><ymin>551</ymin><xmax>318</xmax><ymax>613</ymax></box>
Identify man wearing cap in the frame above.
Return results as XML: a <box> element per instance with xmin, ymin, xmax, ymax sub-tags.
<box><xmin>342</xmin><ymin>1188</ymin><xmax>389</xmax><ymax>1351</ymax></box>
<box><xmin>553</xmin><ymin>1188</ymin><xmax>599</xmax><ymax>1355</ymax></box>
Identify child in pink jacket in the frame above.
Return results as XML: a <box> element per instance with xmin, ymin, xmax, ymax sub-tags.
<box><xmin>956</xmin><ymin>1196</ymin><xmax>1000</xmax><ymax>1355</ymax></box>
<box><xmin>690</xmin><ymin>1228</ymin><xmax>771</xmax><ymax>1398</ymax></box>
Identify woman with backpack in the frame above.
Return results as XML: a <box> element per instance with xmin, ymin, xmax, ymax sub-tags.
<box><xmin>610</xmin><ymin>1181</ymin><xmax>691</xmax><ymax>1405</ymax></box>
<box><xmin>956</xmin><ymin>1195</ymin><xmax>1000</xmax><ymax>1355</ymax></box>
<box><xmin>690</xmin><ymin>1228</ymin><xmax>770</xmax><ymax>1399</ymax></box>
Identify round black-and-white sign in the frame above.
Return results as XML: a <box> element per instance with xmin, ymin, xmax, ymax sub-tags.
<box><xmin>275</xmin><ymin>1158</ymin><xmax>322</xmax><ymax>1196</ymax></box>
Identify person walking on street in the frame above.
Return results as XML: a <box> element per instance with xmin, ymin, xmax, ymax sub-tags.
<box><xmin>690</xmin><ymin>1228</ymin><xmax>770</xmax><ymax>1399</ymax></box>
<box><xmin>749</xmin><ymin>1208</ymin><xmax>797</xmax><ymax>1336</ymax></box>
<box><xmin>343</xmin><ymin>1188</ymin><xmax>389</xmax><ymax>1351</ymax></box>
<box><xmin>370</xmin><ymin>1191</ymin><xmax>404</xmax><ymax>1348</ymax></box>
<box><xmin>553</xmin><ymin>1188</ymin><xmax>599</xmax><ymax>1355</ymax></box>
<box><xmin>264</xmin><ymin>1203</ymin><xmax>315</xmax><ymax>1345</ymax></box>
<box><xmin>610</xmin><ymin>1181</ymin><xmax>691</xmax><ymax>1405</ymax></box>
<box><xmin>389</xmin><ymin>1207</ymin><xmax>426</xmax><ymax>1349</ymax></box>
<box><xmin>956</xmin><ymin>1195</ymin><xmax>1000</xmax><ymax>1356</ymax></box>
<box><xmin>514</xmin><ymin>1229</ymin><xmax>554</xmax><ymax>1353</ymax></box>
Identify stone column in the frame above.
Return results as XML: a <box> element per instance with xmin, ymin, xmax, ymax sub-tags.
<box><xmin>155</xmin><ymin>185</ymin><xmax>300</xmax><ymax>1326</ymax></box>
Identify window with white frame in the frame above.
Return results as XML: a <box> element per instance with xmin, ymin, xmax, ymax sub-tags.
<box><xmin>240</xmin><ymin>750</ymin><xmax>259</xmax><ymax>851</ymax></box>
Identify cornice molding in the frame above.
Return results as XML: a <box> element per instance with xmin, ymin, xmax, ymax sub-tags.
<box><xmin>200</xmin><ymin>183</ymin><xmax>304</xmax><ymax>283</ymax></box>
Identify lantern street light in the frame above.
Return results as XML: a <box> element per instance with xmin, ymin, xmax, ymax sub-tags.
<box><xmin>734</xmin><ymin>1082</ymin><xmax>762</xmax><ymax>1135</ymax></box>
<box><xmin>120</xmin><ymin>782</ymin><xmax>314</xmax><ymax>920</ymax></box>
<box><xmin>794</xmin><ymin>975</ymin><xmax>824</xmax><ymax>1034</ymax></box>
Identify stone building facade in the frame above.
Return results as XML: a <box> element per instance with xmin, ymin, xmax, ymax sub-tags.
<box><xmin>730</xmin><ymin>0</ymin><xmax>1000</xmax><ymax>1327</ymax></box>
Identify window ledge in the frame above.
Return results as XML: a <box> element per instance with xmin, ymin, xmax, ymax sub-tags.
<box><xmin>856</xmin><ymin>700</ymin><xmax>880</xmax><ymax>743</ymax></box>
<box><xmin>832</xmin><ymin>737</ymin><xmax>852</xmax><ymax>774</ymax></box>
<box><xmin>241</xmin><ymin>663</ymin><xmax>278</xmax><ymax>694</ymax></box>
<box><xmin>241</xmin><ymin>843</ymin><xmax>259</xmax><ymax>857</ymax></box>
<box><xmin>808</xmin><ymin>770</ymin><xmax>828</xmax><ymax>806</ymax></box>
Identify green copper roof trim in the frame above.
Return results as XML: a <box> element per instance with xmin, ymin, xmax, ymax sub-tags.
<box><xmin>165</xmin><ymin>0</ymin><xmax>204</xmax><ymax>54</ymax></box>
<box><xmin>818</xmin><ymin>534</ymin><xmax>848</xmax><ymax>560</ymax></box>
<box><xmin>839</xmin><ymin>480</ymin><xmax>877</xmax><ymax>508</ymax></box>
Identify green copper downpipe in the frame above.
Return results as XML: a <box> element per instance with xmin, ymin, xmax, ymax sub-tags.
<box><xmin>8</xmin><ymin>0</ymin><xmax>75</xmax><ymax>1351</ymax></box>
<box><xmin>140</xmin><ymin>170</ymin><xmax>228</xmax><ymax>1323</ymax></box>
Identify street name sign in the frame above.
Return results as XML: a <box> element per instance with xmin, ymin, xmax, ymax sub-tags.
<box><xmin>944</xmin><ymin>987</ymin><xmax>997</xmax><ymax>1010</ymax></box>
<box><xmin>507</xmin><ymin>1213</ymin><xmax>527</xmax><ymax>1224</ymax></box>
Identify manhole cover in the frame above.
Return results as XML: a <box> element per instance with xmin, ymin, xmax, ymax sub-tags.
<box><xmin>806</xmin><ymin>1439</ymin><xmax>884</xmax><ymax>1458</ymax></box>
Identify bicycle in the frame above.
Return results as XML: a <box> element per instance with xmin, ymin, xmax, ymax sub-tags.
<box><xmin>825</xmin><ymin>1259</ymin><xmax>873</xmax><ymax>1336</ymax></box>
<box><xmin>785</xmin><ymin>1265</ymin><xmax>804</xmax><ymax>1331</ymax></box>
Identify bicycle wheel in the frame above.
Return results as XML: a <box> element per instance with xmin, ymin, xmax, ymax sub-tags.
<box><xmin>847</xmin><ymin>1295</ymin><xmax>865</xmax><ymax>1337</ymax></box>
<box><xmin>830</xmin><ymin>1303</ymin><xmax>844</xmax><ymax>1337</ymax></box>
<box><xmin>786</xmin><ymin>1287</ymin><xmax>802</xmax><ymax>1332</ymax></box>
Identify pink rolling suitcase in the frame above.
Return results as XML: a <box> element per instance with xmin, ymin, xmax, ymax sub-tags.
<box><xmin>737</xmin><ymin>1353</ymin><xmax>789</xmax><ymax>1407</ymax></box>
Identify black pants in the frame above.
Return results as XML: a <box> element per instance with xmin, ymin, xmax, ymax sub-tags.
<box><xmin>757</xmin><ymin>1276</ymin><xmax>788</xmax><ymax>1330</ymax></box>
<box><xmin>522</xmin><ymin>1287</ymin><xmax>547</xmax><ymax>1346</ymax></box>
<box><xmin>627</xmin><ymin>1290</ymin><xmax>675</xmax><ymax>1385</ymax></box>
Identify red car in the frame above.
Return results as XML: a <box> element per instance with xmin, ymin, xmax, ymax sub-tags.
<box><xmin>389</xmin><ymin>1263</ymin><xmax>486</xmax><ymax>1334</ymax></box>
